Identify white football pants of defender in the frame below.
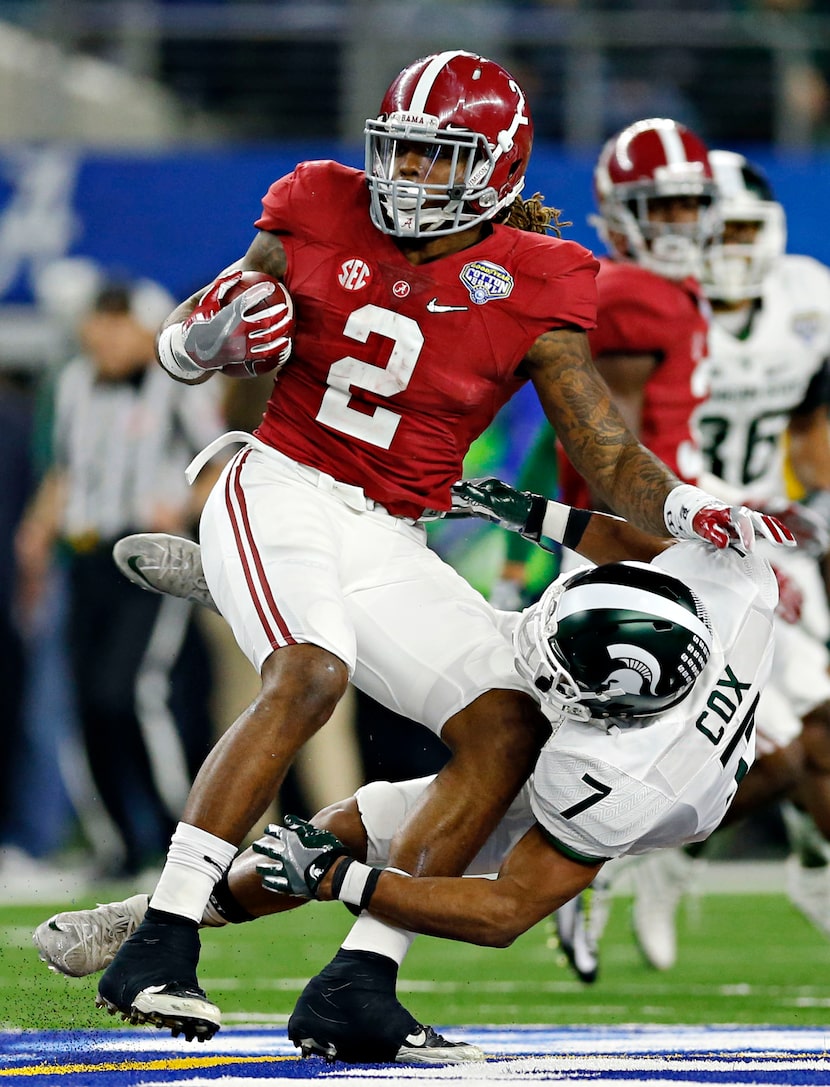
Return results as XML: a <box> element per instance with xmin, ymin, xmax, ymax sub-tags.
<box><xmin>197</xmin><ymin>436</ymin><xmax>526</xmax><ymax>734</ymax></box>
<box><xmin>358</xmin><ymin>775</ymin><xmax>535</xmax><ymax>875</ymax></box>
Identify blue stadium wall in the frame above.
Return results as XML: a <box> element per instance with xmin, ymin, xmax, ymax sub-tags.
<box><xmin>1</xmin><ymin>142</ymin><xmax>828</xmax><ymax>305</ymax></box>
<box><xmin>2</xmin><ymin>141</ymin><xmax>826</xmax><ymax>590</ymax></box>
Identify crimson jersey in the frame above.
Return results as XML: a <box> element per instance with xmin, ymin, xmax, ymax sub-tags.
<box><xmin>253</xmin><ymin>161</ymin><xmax>597</xmax><ymax>519</ymax></box>
<box><xmin>560</xmin><ymin>258</ymin><xmax>709</xmax><ymax>509</ymax></box>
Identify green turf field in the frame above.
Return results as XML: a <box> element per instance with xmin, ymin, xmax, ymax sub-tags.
<box><xmin>2</xmin><ymin>891</ymin><xmax>829</xmax><ymax>1032</ymax></box>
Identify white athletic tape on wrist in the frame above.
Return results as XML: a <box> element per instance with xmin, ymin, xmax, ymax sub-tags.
<box><xmin>157</xmin><ymin>323</ymin><xmax>204</xmax><ymax>383</ymax></box>
<box><xmin>331</xmin><ymin>859</ymin><xmax>411</xmax><ymax>910</ymax></box>
<box><xmin>540</xmin><ymin>500</ymin><xmax>569</xmax><ymax>543</ymax></box>
<box><xmin>538</xmin><ymin>500</ymin><xmax>592</xmax><ymax>552</ymax></box>
<box><xmin>663</xmin><ymin>483</ymin><xmax>723</xmax><ymax>539</ymax></box>
<box><xmin>335</xmin><ymin>859</ymin><xmax>380</xmax><ymax>909</ymax></box>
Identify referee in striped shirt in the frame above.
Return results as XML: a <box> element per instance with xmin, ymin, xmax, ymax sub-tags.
<box><xmin>16</xmin><ymin>280</ymin><xmax>227</xmax><ymax>877</ymax></box>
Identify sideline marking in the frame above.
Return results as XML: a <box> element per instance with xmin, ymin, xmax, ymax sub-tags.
<box><xmin>0</xmin><ymin>1054</ymin><xmax>289</xmax><ymax>1077</ymax></box>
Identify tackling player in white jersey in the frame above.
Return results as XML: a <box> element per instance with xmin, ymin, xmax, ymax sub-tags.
<box><xmin>33</xmin><ymin>480</ymin><xmax>780</xmax><ymax>1062</ymax></box>
<box><xmin>697</xmin><ymin>149</ymin><xmax>830</xmax><ymax>651</ymax></box>
<box><xmin>629</xmin><ymin>151</ymin><xmax>830</xmax><ymax>967</ymax></box>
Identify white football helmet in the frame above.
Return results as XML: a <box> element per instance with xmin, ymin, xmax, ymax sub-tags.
<box><xmin>592</xmin><ymin>117</ymin><xmax>720</xmax><ymax>280</ymax></box>
<box><xmin>702</xmin><ymin>150</ymin><xmax>786</xmax><ymax>302</ymax></box>
<box><xmin>513</xmin><ymin>561</ymin><xmax>713</xmax><ymax>726</ymax></box>
<box><xmin>365</xmin><ymin>50</ymin><xmax>533</xmax><ymax>238</ymax></box>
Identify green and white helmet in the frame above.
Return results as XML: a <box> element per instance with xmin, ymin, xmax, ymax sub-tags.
<box><xmin>513</xmin><ymin>561</ymin><xmax>713</xmax><ymax>724</ymax></box>
<box><xmin>703</xmin><ymin>150</ymin><xmax>786</xmax><ymax>302</ymax></box>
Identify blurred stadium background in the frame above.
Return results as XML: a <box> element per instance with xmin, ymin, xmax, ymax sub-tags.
<box><xmin>1</xmin><ymin>0</ymin><xmax>829</xmax><ymax>928</ymax></box>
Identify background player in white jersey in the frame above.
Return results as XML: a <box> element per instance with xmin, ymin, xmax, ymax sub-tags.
<box><xmin>629</xmin><ymin>151</ymin><xmax>830</xmax><ymax>968</ymax></box>
<box><xmin>33</xmin><ymin>482</ymin><xmax>778</xmax><ymax>1064</ymax></box>
<box><xmin>95</xmin><ymin>50</ymin><xmax>786</xmax><ymax>1058</ymax></box>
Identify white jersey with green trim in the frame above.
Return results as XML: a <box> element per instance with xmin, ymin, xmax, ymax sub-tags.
<box><xmin>526</xmin><ymin>543</ymin><xmax>777</xmax><ymax>862</ymax></box>
<box><xmin>696</xmin><ymin>254</ymin><xmax>830</xmax><ymax>500</ymax></box>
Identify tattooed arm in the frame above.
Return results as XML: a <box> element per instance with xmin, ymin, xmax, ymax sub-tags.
<box><xmin>521</xmin><ymin>328</ymin><xmax>679</xmax><ymax>537</ymax></box>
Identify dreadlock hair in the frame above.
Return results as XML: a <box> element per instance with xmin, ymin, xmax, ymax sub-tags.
<box><xmin>500</xmin><ymin>192</ymin><xmax>570</xmax><ymax>237</ymax></box>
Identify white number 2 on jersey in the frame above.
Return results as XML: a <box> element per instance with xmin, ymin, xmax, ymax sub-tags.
<box><xmin>315</xmin><ymin>304</ymin><xmax>423</xmax><ymax>448</ymax></box>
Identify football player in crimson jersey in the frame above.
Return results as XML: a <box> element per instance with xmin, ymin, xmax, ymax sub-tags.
<box><xmin>557</xmin><ymin>116</ymin><xmax>719</xmax><ymax>512</ymax></box>
<box><xmin>95</xmin><ymin>53</ymin><xmax>794</xmax><ymax>1058</ymax></box>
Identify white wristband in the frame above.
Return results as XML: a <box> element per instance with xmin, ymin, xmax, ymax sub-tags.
<box><xmin>663</xmin><ymin>483</ymin><xmax>725</xmax><ymax>540</ymax></box>
<box><xmin>157</xmin><ymin>323</ymin><xmax>204</xmax><ymax>383</ymax></box>
<box><xmin>337</xmin><ymin>860</ymin><xmax>378</xmax><ymax>908</ymax></box>
<box><xmin>540</xmin><ymin>500</ymin><xmax>570</xmax><ymax>543</ymax></box>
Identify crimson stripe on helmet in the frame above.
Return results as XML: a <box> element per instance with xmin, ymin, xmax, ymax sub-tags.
<box><xmin>408</xmin><ymin>50</ymin><xmax>470</xmax><ymax>114</ymax></box>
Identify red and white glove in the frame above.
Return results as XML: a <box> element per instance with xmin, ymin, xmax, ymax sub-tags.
<box><xmin>158</xmin><ymin>271</ymin><xmax>294</xmax><ymax>382</ymax></box>
<box><xmin>744</xmin><ymin>497</ymin><xmax>830</xmax><ymax>559</ymax></box>
<box><xmin>664</xmin><ymin>484</ymin><xmax>797</xmax><ymax>551</ymax></box>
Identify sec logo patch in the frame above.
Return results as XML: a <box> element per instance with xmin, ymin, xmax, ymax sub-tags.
<box><xmin>338</xmin><ymin>259</ymin><xmax>372</xmax><ymax>291</ymax></box>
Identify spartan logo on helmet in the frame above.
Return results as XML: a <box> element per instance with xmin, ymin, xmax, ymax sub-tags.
<box><xmin>365</xmin><ymin>50</ymin><xmax>533</xmax><ymax>238</ymax></box>
<box><xmin>602</xmin><ymin>642</ymin><xmax>664</xmax><ymax>699</ymax></box>
<box><xmin>513</xmin><ymin>561</ymin><xmax>713</xmax><ymax>725</ymax></box>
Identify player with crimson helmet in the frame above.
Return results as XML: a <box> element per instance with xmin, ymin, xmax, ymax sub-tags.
<box><xmin>97</xmin><ymin>56</ymin><xmax>794</xmax><ymax>1063</ymax></box>
<box><xmin>558</xmin><ymin>117</ymin><xmax>720</xmax><ymax>508</ymax></box>
<box><xmin>496</xmin><ymin>118</ymin><xmax>721</xmax><ymax>608</ymax></box>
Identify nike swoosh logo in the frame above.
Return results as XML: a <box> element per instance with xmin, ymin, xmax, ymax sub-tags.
<box><xmin>426</xmin><ymin>298</ymin><xmax>467</xmax><ymax>314</ymax></box>
<box><xmin>126</xmin><ymin>555</ymin><xmax>155</xmax><ymax>588</ymax></box>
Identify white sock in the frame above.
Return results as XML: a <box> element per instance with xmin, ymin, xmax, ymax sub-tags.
<box><xmin>340</xmin><ymin>912</ymin><xmax>416</xmax><ymax>965</ymax></box>
<box><xmin>149</xmin><ymin>822</ymin><xmax>238</xmax><ymax>923</ymax></box>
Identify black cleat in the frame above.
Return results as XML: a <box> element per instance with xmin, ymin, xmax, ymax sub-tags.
<box><xmin>395</xmin><ymin>1024</ymin><xmax>485</xmax><ymax>1065</ymax></box>
<box><xmin>288</xmin><ymin>949</ymin><xmax>484</xmax><ymax>1064</ymax></box>
<box><xmin>96</xmin><ymin>916</ymin><xmax>220</xmax><ymax>1042</ymax></box>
